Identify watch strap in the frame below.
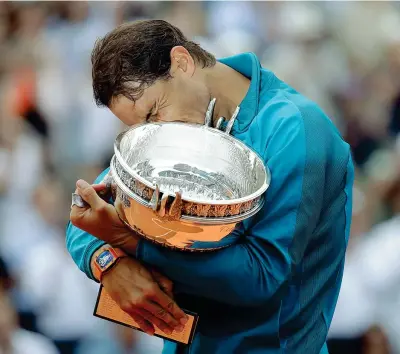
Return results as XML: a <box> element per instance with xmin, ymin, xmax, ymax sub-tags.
<box><xmin>91</xmin><ymin>245</ymin><xmax>127</xmax><ymax>282</ymax></box>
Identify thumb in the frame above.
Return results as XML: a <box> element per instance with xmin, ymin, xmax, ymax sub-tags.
<box><xmin>76</xmin><ymin>179</ymin><xmax>104</xmax><ymax>209</ymax></box>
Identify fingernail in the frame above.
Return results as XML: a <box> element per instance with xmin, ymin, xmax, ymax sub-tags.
<box><xmin>146</xmin><ymin>330</ymin><xmax>154</xmax><ymax>336</ymax></box>
<box><xmin>176</xmin><ymin>325</ymin><xmax>184</xmax><ymax>332</ymax></box>
<box><xmin>77</xmin><ymin>180</ymin><xmax>89</xmax><ymax>189</ymax></box>
<box><xmin>180</xmin><ymin>317</ymin><xmax>188</xmax><ymax>325</ymax></box>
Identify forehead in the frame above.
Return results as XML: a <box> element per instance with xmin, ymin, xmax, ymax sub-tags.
<box><xmin>109</xmin><ymin>82</ymin><xmax>165</xmax><ymax>120</ymax></box>
<box><xmin>109</xmin><ymin>95</ymin><xmax>148</xmax><ymax>124</ymax></box>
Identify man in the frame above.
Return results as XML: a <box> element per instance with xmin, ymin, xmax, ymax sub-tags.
<box><xmin>67</xmin><ymin>20</ymin><xmax>354</xmax><ymax>354</ymax></box>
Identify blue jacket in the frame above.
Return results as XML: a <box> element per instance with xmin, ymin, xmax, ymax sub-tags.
<box><xmin>66</xmin><ymin>53</ymin><xmax>354</xmax><ymax>354</ymax></box>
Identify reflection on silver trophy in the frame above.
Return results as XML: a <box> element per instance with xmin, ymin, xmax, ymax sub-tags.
<box><xmin>108</xmin><ymin>120</ymin><xmax>270</xmax><ymax>252</ymax></box>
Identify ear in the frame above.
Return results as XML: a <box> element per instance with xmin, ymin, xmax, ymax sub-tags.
<box><xmin>169</xmin><ymin>46</ymin><xmax>196</xmax><ymax>77</ymax></box>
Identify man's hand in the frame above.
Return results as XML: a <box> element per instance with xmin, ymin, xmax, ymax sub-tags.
<box><xmin>70</xmin><ymin>179</ymin><xmax>139</xmax><ymax>254</ymax></box>
<box><xmin>102</xmin><ymin>257</ymin><xmax>188</xmax><ymax>336</ymax></box>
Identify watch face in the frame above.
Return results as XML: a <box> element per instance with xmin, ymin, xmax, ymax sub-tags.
<box><xmin>97</xmin><ymin>250</ymin><xmax>114</xmax><ymax>270</ymax></box>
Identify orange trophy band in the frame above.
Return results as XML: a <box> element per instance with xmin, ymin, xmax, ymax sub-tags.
<box><xmin>115</xmin><ymin>195</ymin><xmax>236</xmax><ymax>250</ymax></box>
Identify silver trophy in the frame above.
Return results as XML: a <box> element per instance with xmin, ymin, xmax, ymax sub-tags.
<box><xmin>73</xmin><ymin>102</ymin><xmax>270</xmax><ymax>252</ymax></box>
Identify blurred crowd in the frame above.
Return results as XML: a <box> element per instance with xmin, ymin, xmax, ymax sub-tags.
<box><xmin>1</xmin><ymin>1</ymin><xmax>400</xmax><ymax>354</ymax></box>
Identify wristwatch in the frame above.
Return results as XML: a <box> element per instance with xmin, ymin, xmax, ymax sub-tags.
<box><xmin>91</xmin><ymin>246</ymin><xmax>127</xmax><ymax>282</ymax></box>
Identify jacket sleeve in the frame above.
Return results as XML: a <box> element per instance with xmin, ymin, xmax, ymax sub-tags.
<box><xmin>135</xmin><ymin>113</ymin><xmax>333</xmax><ymax>307</ymax></box>
<box><xmin>65</xmin><ymin>168</ymin><xmax>110</xmax><ymax>281</ymax></box>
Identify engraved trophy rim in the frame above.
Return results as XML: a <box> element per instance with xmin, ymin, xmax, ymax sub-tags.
<box><xmin>109</xmin><ymin>155</ymin><xmax>266</xmax><ymax>225</ymax></box>
<box><xmin>113</xmin><ymin>121</ymin><xmax>271</xmax><ymax>206</ymax></box>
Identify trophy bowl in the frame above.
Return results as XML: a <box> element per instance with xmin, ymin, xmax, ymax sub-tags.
<box><xmin>108</xmin><ymin>122</ymin><xmax>270</xmax><ymax>252</ymax></box>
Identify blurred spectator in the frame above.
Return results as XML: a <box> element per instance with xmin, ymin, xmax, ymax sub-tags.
<box><xmin>328</xmin><ymin>325</ymin><xmax>391</xmax><ymax>354</ymax></box>
<box><xmin>75</xmin><ymin>324</ymin><xmax>163</xmax><ymax>354</ymax></box>
<box><xmin>15</xmin><ymin>176</ymin><xmax>105</xmax><ymax>354</ymax></box>
<box><xmin>329</xmin><ymin>160</ymin><xmax>400</xmax><ymax>353</ymax></box>
<box><xmin>0</xmin><ymin>256</ymin><xmax>60</xmax><ymax>354</ymax></box>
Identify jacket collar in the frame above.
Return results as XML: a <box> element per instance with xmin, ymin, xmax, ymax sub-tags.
<box><xmin>218</xmin><ymin>52</ymin><xmax>264</xmax><ymax>134</ymax></box>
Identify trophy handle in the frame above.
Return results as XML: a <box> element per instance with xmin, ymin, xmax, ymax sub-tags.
<box><xmin>204</xmin><ymin>98</ymin><xmax>216</xmax><ymax>127</ymax></box>
<box><xmin>224</xmin><ymin>106</ymin><xmax>240</xmax><ymax>135</ymax></box>
<box><xmin>149</xmin><ymin>184</ymin><xmax>183</xmax><ymax>220</ymax></box>
<box><xmin>149</xmin><ymin>184</ymin><xmax>160</xmax><ymax>211</ymax></box>
<box><xmin>203</xmin><ymin>97</ymin><xmax>240</xmax><ymax>135</ymax></box>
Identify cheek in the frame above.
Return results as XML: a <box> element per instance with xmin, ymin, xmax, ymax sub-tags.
<box><xmin>156</xmin><ymin>108</ymin><xmax>204</xmax><ymax>124</ymax></box>
<box><xmin>156</xmin><ymin>97</ymin><xmax>208</xmax><ymax>123</ymax></box>
<box><xmin>119</xmin><ymin>115</ymin><xmax>144</xmax><ymax>126</ymax></box>
<box><xmin>154</xmin><ymin>81</ymin><xmax>209</xmax><ymax>124</ymax></box>
<box><xmin>110</xmin><ymin>103</ymin><xmax>144</xmax><ymax>126</ymax></box>
<box><xmin>154</xmin><ymin>110</ymin><xmax>178</xmax><ymax>122</ymax></box>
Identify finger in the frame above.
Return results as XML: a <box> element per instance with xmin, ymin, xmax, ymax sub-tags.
<box><xmin>143</xmin><ymin>301</ymin><xmax>183</xmax><ymax>332</ymax></box>
<box><xmin>74</xmin><ymin>184</ymin><xmax>110</xmax><ymax>205</ymax></box>
<box><xmin>129</xmin><ymin>312</ymin><xmax>155</xmax><ymax>336</ymax></box>
<box><xmin>76</xmin><ymin>179</ymin><xmax>106</xmax><ymax>210</ymax></box>
<box><xmin>93</xmin><ymin>183</ymin><xmax>112</xmax><ymax>200</ymax></box>
<box><xmin>153</xmin><ymin>289</ymin><xmax>188</xmax><ymax>325</ymax></box>
<box><xmin>92</xmin><ymin>183</ymin><xmax>107</xmax><ymax>192</ymax></box>
<box><xmin>70</xmin><ymin>189</ymin><xmax>89</xmax><ymax>223</ymax></box>
<box><xmin>153</xmin><ymin>273</ymin><xmax>173</xmax><ymax>297</ymax></box>
<box><xmin>136</xmin><ymin>308</ymin><xmax>177</xmax><ymax>335</ymax></box>
<box><xmin>151</xmin><ymin>270</ymin><xmax>174</xmax><ymax>297</ymax></box>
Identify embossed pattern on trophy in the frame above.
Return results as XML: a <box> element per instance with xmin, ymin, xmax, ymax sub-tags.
<box><xmin>108</xmin><ymin>122</ymin><xmax>270</xmax><ymax>251</ymax></box>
